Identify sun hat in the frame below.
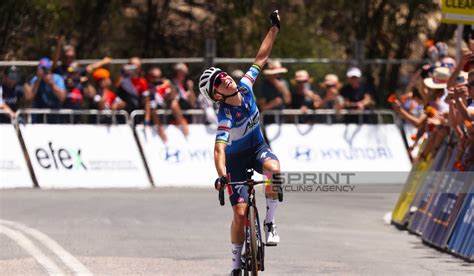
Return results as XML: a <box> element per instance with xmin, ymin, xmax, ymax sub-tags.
<box><xmin>423</xmin><ymin>67</ymin><xmax>450</xmax><ymax>89</ymax></box>
<box><xmin>263</xmin><ymin>60</ymin><xmax>288</xmax><ymax>75</ymax></box>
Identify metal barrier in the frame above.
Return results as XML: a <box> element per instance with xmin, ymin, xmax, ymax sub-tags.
<box><xmin>130</xmin><ymin>109</ymin><xmax>207</xmax><ymax>127</ymax></box>
<box><xmin>10</xmin><ymin>108</ymin><xmax>399</xmax><ymax>126</ymax></box>
<box><xmin>260</xmin><ymin>109</ymin><xmax>398</xmax><ymax>125</ymax></box>
<box><xmin>0</xmin><ymin>110</ymin><xmax>13</xmax><ymax>124</ymax></box>
<box><xmin>15</xmin><ymin>109</ymin><xmax>129</xmax><ymax>125</ymax></box>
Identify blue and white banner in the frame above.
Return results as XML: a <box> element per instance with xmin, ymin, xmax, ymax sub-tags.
<box><xmin>135</xmin><ymin>125</ymin><xmax>217</xmax><ymax>187</ymax></box>
<box><xmin>265</xmin><ymin>124</ymin><xmax>412</xmax><ymax>184</ymax></box>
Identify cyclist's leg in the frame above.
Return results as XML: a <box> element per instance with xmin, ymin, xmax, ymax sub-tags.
<box><xmin>253</xmin><ymin>143</ymin><xmax>280</xmax><ymax>200</ymax></box>
<box><xmin>226</xmin><ymin>153</ymin><xmax>250</xmax><ymax>270</ymax></box>
<box><xmin>254</xmin><ymin>143</ymin><xmax>281</xmax><ymax>244</ymax></box>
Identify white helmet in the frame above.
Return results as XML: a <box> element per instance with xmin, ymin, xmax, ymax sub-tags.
<box><xmin>199</xmin><ymin>67</ymin><xmax>223</xmax><ymax>102</ymax></box>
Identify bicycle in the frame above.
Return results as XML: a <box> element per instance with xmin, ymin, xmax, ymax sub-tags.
<box><xmin>217</xmin><ymin>169</ymin><xmax>283</xmax><ymax>276</ymax></box>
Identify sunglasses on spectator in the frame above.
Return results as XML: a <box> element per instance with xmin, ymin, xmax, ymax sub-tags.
<box><xmin>441</xmin><ymin>62</ymin><xmax>455</xmax><ymax>68</ymax></box>
<box><xmin>213</xmin><ymin>72</ymin><xmax>228</xmax><ymax>88</ymax></box>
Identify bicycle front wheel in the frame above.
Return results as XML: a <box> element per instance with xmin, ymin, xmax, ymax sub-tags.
<box><xmin>249</xmin><ymin>205</ymin><xmax>258</xmax><ymax>276</ymax></box>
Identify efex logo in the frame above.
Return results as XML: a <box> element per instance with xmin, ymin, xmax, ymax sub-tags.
<box><xmin>35</xmin><ymin>142</ymin><xmax>87</xmax><ymax>170</ymax></box>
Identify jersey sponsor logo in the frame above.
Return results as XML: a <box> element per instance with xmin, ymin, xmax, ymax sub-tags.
<box><xmin>224</xmin><ymin>108</ymin><xmax>232</xmax><ymax>119</ymax></box>
<box><xmin>243</xmin><ymin>112</ymin><xmax>259</xmax><ymax>135</ymax></box>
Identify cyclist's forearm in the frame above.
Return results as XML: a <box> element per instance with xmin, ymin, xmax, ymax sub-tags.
<box><xmin>254</xmin><ymin>26</ymin><xmax>279</xmax><ymax>69</ymax></box>
<box><xmin>214</xmin><ymin>143</ymin><xmax>227</xmax><ymax>177</ymax></box>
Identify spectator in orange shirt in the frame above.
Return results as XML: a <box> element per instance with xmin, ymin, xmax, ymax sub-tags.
<box><xmin>90</xmin><ymin>68</ymin><xmax>125</xmax><ymax>111</ymax></box>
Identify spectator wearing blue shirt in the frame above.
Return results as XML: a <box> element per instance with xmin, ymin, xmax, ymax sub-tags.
<box><xmin>0</xmin><ymin>66</ymin><xmax>32</xmax><ymax>122</ymax></box>
<box><xmin>30</xmin><ymin>58</ymin><xmax>66</xmax><ymax>123</ymax></box>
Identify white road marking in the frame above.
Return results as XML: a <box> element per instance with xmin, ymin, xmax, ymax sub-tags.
<box><xmin>0</xmin><ymin>219</ymin><xmax>93</xmax><ymax>276</ymax></box>
<box><xmin>0</xmin><ymin>224</ymin><xmax>65</xmax><ymax>275</ymax></box>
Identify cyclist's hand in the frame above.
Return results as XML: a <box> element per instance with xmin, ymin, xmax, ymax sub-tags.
<box><xmin>269</xmin><ymin>10</ymin><xmax>280</xmax><ymax>30</ymax></box>
<box><xmin>214</xmin><ymin>175</ymin><xmax>228</xmax><ymax>191</ymax></box>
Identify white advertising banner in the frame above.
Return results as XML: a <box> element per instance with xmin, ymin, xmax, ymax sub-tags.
<box><xmin>0</xmin><ymin>124</ymin><xmax>34</xmax><ymax>188</ymax></box>
<box><xmin>20</xmin><ymin>124</ymin><xmax>150</xmax><ymax>188</ymax></box>
<box><xmin>265</xmin><ymin>124</ymin><xmax>412</xmax><ymax>184</ymax></box>
<box><xmin>135</xmin><ymin>124</ymin><xmax>217</xmax><ymax>187</ymax></box>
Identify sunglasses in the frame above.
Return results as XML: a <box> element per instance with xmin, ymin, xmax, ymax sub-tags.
<box><xmin>213</xmin><ymin>72</ymin><xmax>228</xmax><ymax>88</ymax></box>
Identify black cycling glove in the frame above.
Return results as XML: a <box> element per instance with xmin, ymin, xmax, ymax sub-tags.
<box><xmin>269</xmin><ymin>10</ymin><xmax>280</xmax><ymax>30</ymax></box>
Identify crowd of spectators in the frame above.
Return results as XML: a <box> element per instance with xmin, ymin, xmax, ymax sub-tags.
<box><xmin>1</xmin><ymin>31</ymin><xmax>473</xmax><ymax>145</ymax></box>
<box><xmin>388</xmin><ymin>33</ymin><xmax>474</xmax><ymax>162</ymax></box>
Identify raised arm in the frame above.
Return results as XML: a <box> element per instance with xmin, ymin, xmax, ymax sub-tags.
<box><xmin>254</xmin><ymin>10</ymin><xmax>280</xmax><ymax>69</ymax></box>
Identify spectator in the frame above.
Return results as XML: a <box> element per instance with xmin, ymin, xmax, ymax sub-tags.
<box><xmin>171</xmin><ymin>63</ymin><xmax>197</xmax><ymax>110</ymax></box>
<box><xmin>257</xmin><ymin>60</ymin><xmax>291</xmax><ymax>112</ymax></box>
<box><xmin>147</xmin><ymin>67</ymin><xmax>188</xmax><ymax>136</ymax></box>
<box><xmin>290</xmin><ymin>70</ymin><xmax>317</xmax><ymax>112</ymax></box>
<box><xmin>90</xmin><ymin>68</ymin><xmax>125</xmax><ymax>111</ymax></box>
<box><xmin>230</xmin><ymin>69</ymin><xmax>244</xmax><ymax>80</ymax></box>
<box><xmin>29</xmin><ymin>58</ymin><xmax>66</xmax><ymax>123</ymax></box>
<box><xmin>314</xmin><ymin>74</ymin><xmax>344</xmax><ymax>110</ymax></box>
<box><xmin>117</xmin><ymin>57</ymin><xmax>167</xmax><ymax>141</ymax></box>
<box><xmin>341</xmin><ymin>67</ymin><xmax>375</xmax><ymax>110</ymax></box>
<box><xmin>0</xmin><ymin>66</ymin><xmax>31</xmax><ymax>122</ymax></box>
<box><xmin>63</xmin><ymin>62</ymin><xmax>86</xmax><ymax>110</ymax></box>
<box><xmin>52</xmin><ymin>41</ymin><xmax>112</xmax><ymax>80</ymax></box>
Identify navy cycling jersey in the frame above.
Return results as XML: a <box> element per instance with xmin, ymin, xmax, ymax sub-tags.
<box><xmin>215</xmin><ymin>64</ymin><xmax>265</xmax><ymax>155</ymax></box>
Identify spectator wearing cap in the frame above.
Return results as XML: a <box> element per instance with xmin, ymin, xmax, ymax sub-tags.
<box><xmin>171</xmin><ymin>63</ymin><xmax>197</xmax><ymax>110</ymax></box>
<box><xmin>63</xmin><ymin>62</ymin><xmax>87</xmax><ymax>110</ymax></box>
<box><xmin>256</xmin><ymin>60</ymin><xmax>291</xmax><ymax>112</ymax></box>
<box><xmin>0</xmin><ymin>66</ymin><xmax>31</xmax><ymax>122</ymax></box>
<box><xmin>340</xmin><ymin>67</ymin><xmax>375</xmax><ymax>110</ymax></box>
<box><xmin>314</xmin><ymin>74</ymin><xmax>344</xmax><ymax>110</ymax></box>
<box><xmin>147</xmin><ymin>67</ymin><xmax>188</xmax><ymax>137</ymax></box>
<box><xmin>29</xmin><ymin>58</ymin><xmax>66</xmax><ymax>123</ymax></box>
<box><xmin>290</xmin><ymin>70</ymin><xmax>317</xmax><ymax>112</ymax></box>
<box><xmin>90</xmin><ymin>68</ymin><xmax>125</xmax><ymax>111</ymax></box>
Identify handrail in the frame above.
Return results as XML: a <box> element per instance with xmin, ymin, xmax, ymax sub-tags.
<box><xmin>130</xmin><ymin>109</ymin><xmax>206</xmax><ymax>126</ymax></box>
<box><xmin>261</xmin><ymin>109</ymin><xmax>397</xmax><ymax>125</ymax></box>
<box><xmin>15</xmin><ymin>108</ymin><xmax>130</xmax><ymax>125</ymax></box>
<box><xmin>0</xmin><ymin>110</ymin><xmax>13</xmax><ymax>124</ymax></box>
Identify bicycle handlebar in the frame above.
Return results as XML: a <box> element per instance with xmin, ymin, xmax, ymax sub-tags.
<box><xmin>218</xmin><ymin>179</ymin><xmax>283</xmax><ymax>206</ymax></box>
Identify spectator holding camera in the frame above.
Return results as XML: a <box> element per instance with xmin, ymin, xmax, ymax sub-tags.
<box><xmin>29</xmin><ymin>58</ymin><xmax>66</xmax><ymax>123</ymax></box>
<box><xmin>147</xmin><ymin>67</ymin><xmax>188</xmax><ymax>136</ymax></box>
<box><xmin>0</xmin><ymin>66</ymin><xmax>31</xmax><ymax>122</ymax></box>
<box><xmin>314</xmin><ymin>74</ymin><xmax>344</xmax><ymax>110</ymax></box>
<box><xmin>171</xmin><ymin>63</ymin><xmax>197</xmax><ymax>110</ymax></box>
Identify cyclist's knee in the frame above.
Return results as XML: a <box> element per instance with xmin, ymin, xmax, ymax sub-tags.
<box><xmin>263</xmin><ymin>160</ymin><xmax>280</xmax><ymax>173</ymax></box>
<box><xmin>233</xmin><ymin>204</ymin><xmax>247</xmax><ymax>225</ymax></box>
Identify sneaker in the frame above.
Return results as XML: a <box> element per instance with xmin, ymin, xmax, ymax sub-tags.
<box><xmin>264</xmin><ymin>221</ymin><xmax>280</xmax><ymax>246</ymax></box>
<box><xmin>230</xmin><ymin>269</ymin><xmax>241</xmax><ymax>276</ymax></box>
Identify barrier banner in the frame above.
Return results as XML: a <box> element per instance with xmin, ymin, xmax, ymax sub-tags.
<box><xmin>421</xmin><ymin>172</ymin><xmax>468</xmax><ymax>249</ymax></box>
<box><xmin>391</xmin><ymin>155</ymin><xmax>433</xmax><ymax>226</ymax></box>
<box><xmin>135</xmin><ymin>124</ymin><xmax>218</xmax><ymax>186</ymax></box>
<box><xmin>407</xmin><ymin>142</ymin><xmax>455</xmax><ymax>235</ymax></box>
<box><xmin>265</xmin><ymin>124</ymin><xmax>412</xmax><ymax>181</ymax></box>
<box><xmin>448</xmin><ymin>183</ymin><xmax>474</xmax><ymax>262</ymax></box>
<box><xmin>0</xmin><ymin>124</ymin><xmax>34</xmax><ymax>188</ymax></box>
<box><xmin>20</xmin><ymin>124</ymin><xmax>150</xmax><ymax>188</ymax></box>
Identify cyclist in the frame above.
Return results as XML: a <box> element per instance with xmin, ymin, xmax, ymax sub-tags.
<box><xmin>199</xmin><ymin>10</ymin><xmax>282</xmax><ymax>276</ymax></box>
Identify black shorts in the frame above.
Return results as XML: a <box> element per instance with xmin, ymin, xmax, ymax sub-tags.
<box><xmin>226</xmin><ymin>143</ymin><xmax>279</xmax><ymax>206</ymax></box>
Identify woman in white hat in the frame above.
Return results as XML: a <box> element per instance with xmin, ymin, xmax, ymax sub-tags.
<box><xmin>257</xmin><ymin>59</ymin><xmax>292</xmax><ymax>112</ymax></box>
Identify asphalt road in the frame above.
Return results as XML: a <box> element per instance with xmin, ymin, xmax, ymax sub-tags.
<box><xmin>0</xmin><ymin>187</ymin><xmax>471</xmax><ymax>275</ymax></box>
